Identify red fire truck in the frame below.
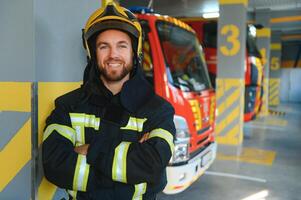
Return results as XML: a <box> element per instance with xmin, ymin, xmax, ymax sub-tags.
<box><xmin>129</xmin><ymin>7</ymin><xmax>217</xmax><ymax>194</ymax></box>
<box><xmin>180</xmin><ymin>18</ymin><xmax>264</xmax><ymax>121</ymax></box>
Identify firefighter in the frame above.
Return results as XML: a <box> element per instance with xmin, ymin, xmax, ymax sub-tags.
<box><xmin>42</xmin><ymin>2</ymin><xmax>175</xmax><ymax>200</ymax></box>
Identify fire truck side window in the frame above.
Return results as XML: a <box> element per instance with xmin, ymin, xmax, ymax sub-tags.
<box><xmin>203</xmin><ymin>21</ymin><xmax>217</xmax><ymax>48</ymax></box>
<box><xmin>142</xmin><ymin>38</ymin><xmax>154</xmax><ymax>86</ymax></box>
<box><xmin>140</xmin><ymin>21</ymin><xmax>154</xmax><ymax>86</ymax></box>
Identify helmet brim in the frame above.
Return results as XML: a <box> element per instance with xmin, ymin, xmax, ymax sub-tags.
<box><xmin>85</xmin><ymin>20</ymin><xmax>139</xmax><ymax>42</ymax></box>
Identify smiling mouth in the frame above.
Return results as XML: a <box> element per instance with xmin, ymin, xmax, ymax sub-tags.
<box><xmin>106</xmin><ymin>62</ymin><xmax>123</xmax><ymax>68</ymax></box>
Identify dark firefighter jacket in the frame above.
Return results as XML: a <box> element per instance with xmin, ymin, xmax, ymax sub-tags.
<box><xmin>42</xmin><ymin>65</ymin><xmax>176</xmax><ymax>200</ymax></box>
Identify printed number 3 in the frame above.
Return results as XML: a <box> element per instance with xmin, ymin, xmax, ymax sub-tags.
<box><xmin>220</xmin><ymin>24</ymin><xmax>240</xmax><ymax>56</ymax></box>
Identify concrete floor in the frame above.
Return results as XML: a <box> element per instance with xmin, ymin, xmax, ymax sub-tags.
<box><xmin>158</xmin><ymin>103</ymin><xmax>301</xmax><ymax>200</ymax></box>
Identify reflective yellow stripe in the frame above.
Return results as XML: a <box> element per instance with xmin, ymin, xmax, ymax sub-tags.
<box><xmin>112</xmin><ymin>142</ymin><xmax>131</xmax><ymax>183</ymax></box>
<box><xmin>70</xmin><ymin>113</ymin><xmax>100</xmax><ymax>130</ymax></box>
<box><xmin>70</xmin><ymin>113</ymin><xmax>100</xmax><ymax>145</ymax></box>
<box><xmin>149</xmin><ymin>128</ymin><xmax>174</xmax><ymax>154</ymax></box>
<box><xmin>73</xmin><ymin>155</ymin><xmax>90</xmax><ymax>191</ymax></box>
<box><xmin>43</xmin><ymin>124</ymin><xmax>76</xmax><ymax>145</ymax></box>
<box><xmin>67</xmin><ymin>190</ymin><xmax>77</xmax><ymax>199</ymax></box>
<box><xmin>132</xmin><ymin>183</ymin><xmax>147</xmax><ymax>200</ymax></box>
<box><xmin>121</xmin><ymin>117</ymin><xmax>147</xmax><ymax>132</ymax></box>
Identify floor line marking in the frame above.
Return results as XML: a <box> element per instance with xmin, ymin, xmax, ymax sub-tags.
<box><xmin>244</xmin><ymin>124</ymin><xmax>285</xmax><ymax>131</ymax></box>
<box><xmin>204</xmin><ymin>171</ymin><xmax>267</xmax><ymax>183</ymax></box>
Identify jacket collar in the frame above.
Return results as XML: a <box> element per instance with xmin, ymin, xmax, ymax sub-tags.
<box><xmin>85</xmin><ymin>67</ymin><xmax>155</xmax><ymax>113</ymax></box>
<box><xmin>120</xmin><ymin>68</ymin><xmax>155</xmax><ymax>113</ymax></box>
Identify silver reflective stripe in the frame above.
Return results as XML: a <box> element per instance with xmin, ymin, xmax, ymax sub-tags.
<box><xmin>74</xmin><ymin>125</ymin><xmax>83</xmax><ymax>145</ymax></box>
<box><xmin>70</xmin><ymin>113</ymin><xmax>100</xmax><ymax>130</ymax></box>
<box><xmin>70</xmin><ymin>115</ymin><xmax>85</xmax><ymax>124</ymax></box>
<box><xmin>70</xmin><ymin>113</ymin><xmax>101</xmax><ymax>145</ymax></box>
<box><xmin>149</xmin><ymin>128</ymin><xmax>174</xmax><ymax>153</ymax></box>
<box><xmin>112</xmin><ymin>142</ymin><xmax>131</xmax><ymax>183</ymax></box>
<box><xmin>132</xmin><ymin>183</ymin><xmax>147</xmax><ymax>200</ymax></box>
<box><xmin>43</xmin><ymin>123</ymin><xmax>76</xmax><ymax>145</ymax></box>
<box><xmin>73</xmin><ymin>155</ymin><xmax>90</xmax><ymax>191</ymax></box>
<box><xmin>67</xmin><ymin>190</ymin><xmax>77</xmax><ymax>199</ymax></box>
<box><xmin>121</xmin><ymin>117</ymin><xmax>147</xmax><ymax>132</ymax></box>
<box><xmin>83</xmin><ymin>114</ymin><xmax>100</xmax><ymax>130</ymax></box>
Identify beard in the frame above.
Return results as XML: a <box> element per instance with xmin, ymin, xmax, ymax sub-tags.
<box><xmin>98</xmin><ymin>59</ymin><xmax>133</xmax><ymax>82</ymax></box>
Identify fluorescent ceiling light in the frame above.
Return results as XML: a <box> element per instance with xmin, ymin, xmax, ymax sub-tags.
<box><xmin>202</xmin><ymin>12</ymin><xmax>219</xmax><ymax>19</ymax></box>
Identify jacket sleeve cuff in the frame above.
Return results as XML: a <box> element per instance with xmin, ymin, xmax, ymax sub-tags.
<box><xmin>86</xmin><ymin>120</ymin><xmax>121</xmax><ymax>167</ymax></box>
<box><xmin>86</xmin><ymin>135</ymin><xmax>111</xmax><ymax>166</ymax></box>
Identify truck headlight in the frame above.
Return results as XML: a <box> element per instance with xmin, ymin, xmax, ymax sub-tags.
<box><xmin>170</xmin><ymin>116</ymin><xmax>190</xmax><ymax>164</ymax></box>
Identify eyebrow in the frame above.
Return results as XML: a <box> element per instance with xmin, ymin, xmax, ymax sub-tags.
<box><xmin>96</xmin><ymin>40</ymin><xmax>130</xmax><ymax>46</ymax></box>
<box><xmin>117</xmin><ymin>41</ymin><xmax>130</xmax><ymax>45</ymax></box>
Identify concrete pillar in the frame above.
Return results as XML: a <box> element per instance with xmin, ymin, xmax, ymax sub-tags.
<box><xmin>0</xmin><ymin>0</ymin><xmax>34</xmax><ymax>199</ymax></box>
<box><xmin>269</xmin><ymin>31</ymin><xmax>282</xmax><ymax>106</ymax></box>
<box><xmin>216</xmin><ymin>0</ymin><xmax>247</xmax><ymax>153</ymax></box>
<box><xmin>255</xmin><ymin>9</ymin><xmax>271</xmax><ymax>115</ymax></box>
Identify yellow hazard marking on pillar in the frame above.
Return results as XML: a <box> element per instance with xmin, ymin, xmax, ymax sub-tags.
<box><xmin>0</xmin><ymin>82</ymin><xmax>31</xmax><ymax>193</ymax></box>
<box><xmin>38</xmin><ymin>82</ymin><xmax>82</xmax><ymax>146</ymax></box>
<box><xmin>219</xmin><ymin>0</ymin><xmax>248</xmax><ymax>7</ymax></box>
<box><xmin>216</xmin><ymin>79</ymin><xmax>244</xmax><ymax>145</ymax></box>
<box><xmin>217</xmin><ymin>147</ymin><xmax>276</xmax><ymax>166</ymax></box>
<box><xmin>256</xmin><ymin>28</ymin><xmax>271</xmax><ymax>38</ymax></box>
<box><xmin>259</xmin><ymin>78</ymin><xmax>269</xmax><ymax>116</ymax></box>
<box><xmin>271</xmin><ymin>43</ymin><xmax>281</xmax><ymax>50</ymax></box>
<box><xmin>38</xmin><ymin>177</ymin><xmax>58</xmax><ymax>200</ymax></box>
<box><xmin>0</xmin><ymin>82</ymin><xmax>31</xmax><ymax>112</ymax></box>
<box><xmin>216</xmin><ymin>106</ymin><xmax>240</xmax><ymax>134</ymax></box>
<box><xmin>269</xmin><ymin>79</ymin><xmax>280</xmax><ymax>106</ymax></box>
<box><xmin>0</xmin><ymin>119</ymin><xmax>31</xmax><ymax>191</ymax></box>
<box><xmin>38</xmin><ymin>82</ymin><xmax>82</xmax><ymax>199</ymax></box>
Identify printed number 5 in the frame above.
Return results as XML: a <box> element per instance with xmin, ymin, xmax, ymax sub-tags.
<box><xmin>220</xmin><ymin>24</ymin><xmax>240</xmax><ymax>56</ymax></box>
<box><xmin>271</xmin><ymin>57</ymin><xmax>280</xmax><ymax>70</ymax></box>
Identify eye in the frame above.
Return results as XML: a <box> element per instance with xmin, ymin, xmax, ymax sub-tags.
<box><xmin>98</xmin><ymin>44</ymin><xmax>108</xmax><ymax>50</ymax></box>
<box><xmin>119</xmin><ymin>44</ymin><xmax>128</xmax><ymax>49</ymax></box>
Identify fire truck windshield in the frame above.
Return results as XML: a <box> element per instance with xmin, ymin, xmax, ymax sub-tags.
<box><xmin>157</xmin><ymin>21</ymin><xmax>211</xmax><ymax>92</ymax></box>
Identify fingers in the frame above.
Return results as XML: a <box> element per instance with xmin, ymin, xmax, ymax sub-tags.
<box><xmin>74</xmin><ymin>144</ymin><xmax>90</xmax><ymax>155</ymax></box>
<box><xmin>139</xmin><ymin>133</ymin><xmax>150</xmax><ymax>143</ymax></box>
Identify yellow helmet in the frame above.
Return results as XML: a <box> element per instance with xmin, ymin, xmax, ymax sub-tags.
<box><xmin>83</xmin><ymin>2</ymin><xmax>143</xmax><ymax>62</ymax></box>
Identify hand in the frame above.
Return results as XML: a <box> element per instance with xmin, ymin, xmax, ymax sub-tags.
<box><xmin>139</xmin><ymin>133</ymin><xmax>150</xmax><ymax>143</ymax></box>
<box><xmin>74</xmin><ymin>144</ymin><xmax>90</xmax><ymax>155</ymax></box>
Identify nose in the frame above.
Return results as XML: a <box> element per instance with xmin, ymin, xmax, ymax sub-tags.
<box><xmin>108</xmin><ymin>46</ymin><xmax>119</xmax><ymax>59</ymax></box>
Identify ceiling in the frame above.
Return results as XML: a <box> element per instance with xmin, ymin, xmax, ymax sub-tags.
<box><xmin>120</xmin><ymin>0</ymin><xmax>301</xmax><ymax>43</ymax></box>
